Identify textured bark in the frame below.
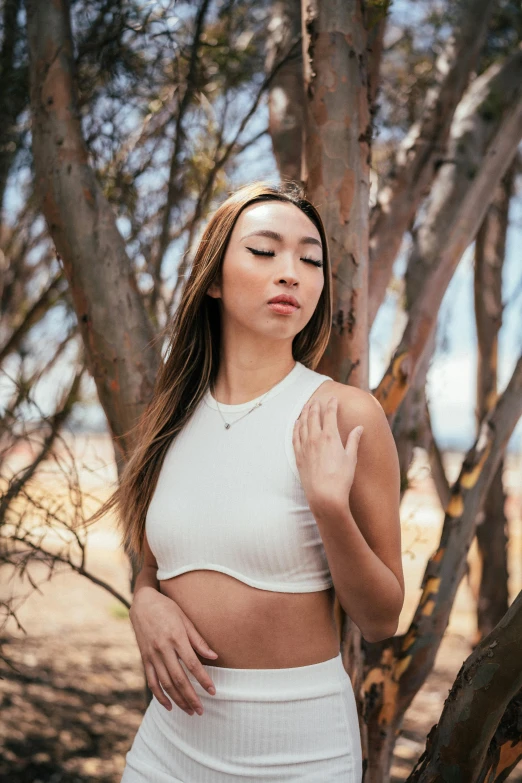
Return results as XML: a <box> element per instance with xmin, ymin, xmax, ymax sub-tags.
<box><xmin>364</xmin><ymin>355</ymin><xmax>522</xmax><ymax>782</ymax></box>
<box><xmin>266</xmin><ymin>0</ymin><xmax>305</xmax><ymax>182</ymax></box>
<box><xmin>301</xmin><ymin>0</ymin><xmax>370</xmax><ymax>390</ymax></box>
<box><xmin>471</xmin><ymin>159</ymin><xmax>516</xmax><ymax>643</ymax></box>
<box><xmin>408</xmin><ymin>590</ymin><xmax>522</xmax><ymax>782</ymax></box>
<box><xmin>475</xmin><ymin>689</ymin><xmax>522</xmax><ymax>782</ymax></box>
<box><xmin>373</xmin><ymin>48</ymin><xmax>522</xmax><ymax>428</ymax></box>
<box><xmin>266</xmin><ymin>0</ymin><xmax>386</xmax><ymax>185</ymax></box>
<box><xmin>26</xmin><ymin>0</ymin><xmax>160</xmax><ymax>467</ymax></box>
<box><xmin>368</xmin><ymin>0</ymin><xmax>496</xmax><ymax>329</ymax></box>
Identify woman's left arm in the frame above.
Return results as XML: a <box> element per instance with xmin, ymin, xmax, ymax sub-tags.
<box><xmin>293</xmin><ymin>385</ymin><xmax>405</xmax><ymax>643</ymax></box>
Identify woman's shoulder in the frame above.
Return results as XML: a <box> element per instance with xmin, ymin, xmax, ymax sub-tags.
<box><xmin>312</xmin><ymin>379</ymin><xmax>384</xmax><ymax>432</ymax></box>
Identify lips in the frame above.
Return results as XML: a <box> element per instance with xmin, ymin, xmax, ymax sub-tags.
<box><xmin>267</xmin><ymin>295</ymin><xmax>300</xmax><ymax>308</ymax></box>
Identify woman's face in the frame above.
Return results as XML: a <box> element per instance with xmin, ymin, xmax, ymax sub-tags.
<box><xmin>207</xmin><ymin>201</ymin><xmax>325</xmax><ymax>346</ymax></box>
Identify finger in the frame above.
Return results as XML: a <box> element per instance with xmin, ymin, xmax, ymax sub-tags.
<box><xmin>324</xmin><ymin>396</ymin><xmax>339</xmax><ymax>432</ymax></box>
<box><xmin>162</xmin><ymin>650</ymin><xmax>208</xmax><ymax>714</ymax></box>
<box><xmin>307</xmin><ymin>398</ymin><xmax>322</xmax><ymax>439</ymax></box>
<box><xmin>144</xmin><ymin>661</ymin><xmax>173</xmax><ymax>710</ymax></box>
<box><xmin>299</xmin><ymin>400</ymin><xmax>311</xmax><ymax>441</ymax></box>
<box><xmin>185</xmin><ymin>624</ymin><xmax>219</xmax><ymax>662</ymax></box>
<box><xmin>177</xmin><ymin>647</ymin><xmax>217</xmax><ymax>696</ymax></box>
<box><xmin>180</xmin><ymin>619</ymin><xmax>218</xmax><ymax>693</ymax></box>
<box><xmin>145</xmin><ymin>660</ymin><xmax>192</xmax><ymax>714</ymax></box>
<box><xmin>155</xmin><ymin>656</ymin><xmax>203</xmax><ymax>715</ymax></box>
<box><xmin>345</xmin><ymin>424</ymin><xmax>364</xmax><ymax>455</ymax></box>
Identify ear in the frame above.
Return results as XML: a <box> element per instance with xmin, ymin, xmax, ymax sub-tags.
<box><xmin>206</xmin><ymin>278</ymin><xmax>221</xmax><ymax>299</ymax></box>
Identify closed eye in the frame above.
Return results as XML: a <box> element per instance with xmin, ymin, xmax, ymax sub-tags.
<box><xmin>246</xmin><ymin>247</ymin><xmax>323</xmax><ymax>268</ymax></box>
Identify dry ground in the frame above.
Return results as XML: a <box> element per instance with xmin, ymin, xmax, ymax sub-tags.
<box><xmin>1</xmin><ymin>433</ymin><xmax>521</xmax><ymax>782</ymax></box>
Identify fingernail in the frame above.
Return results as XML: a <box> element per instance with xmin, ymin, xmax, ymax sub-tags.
<box><xmin>208</xmin><ymin>686</ymin><xmax>216</xmax><ymax>695</ymax></box>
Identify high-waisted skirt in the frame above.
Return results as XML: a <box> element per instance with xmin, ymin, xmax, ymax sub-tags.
<box><xmin>121</xmin><ymin>651</ymin><xmax>363</xmax><ymax>782</ymax></box>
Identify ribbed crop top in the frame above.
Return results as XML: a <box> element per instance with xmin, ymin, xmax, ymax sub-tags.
<box><xmin>145</xmin><ymin>361</ymin><xmax>335</xmax><ymax>592</ymax></box>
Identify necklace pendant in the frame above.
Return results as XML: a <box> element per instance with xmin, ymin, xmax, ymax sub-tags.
<box><xmin>224</xmin><ymin>423</ymin><xmax>231</xmax><ymax>429</ymax></box>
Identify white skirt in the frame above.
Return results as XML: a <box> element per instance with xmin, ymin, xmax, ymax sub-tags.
<box><xmin>121</xmin><ymin>651</ymin><xmax>363</xmax><ymax>782</ymax></box>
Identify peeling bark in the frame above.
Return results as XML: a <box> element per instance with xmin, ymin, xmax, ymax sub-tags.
<box><xmin>26</xmin><ymin>0</ymin><xmax>160</xmax><ymax>468</ymax></box>
<box><xmin>368</xmin><ymin>0</ymin><xmax>496</xmax><ymax>328</ymax></box>
<box><xmin>301</xmin><ymin>0</ymin><xmax>370</xmax><ymax>389</ymax></box>
<box><xmin>475</xmin><ymin>689</ymin><xmax>522</xmax><ymax>781</ymax></box>
<box><xmin>409</xmin><ymin>590</ymin><xmax>522</xmax><ymax>782</ymax></box>
<box><xmin>373</xmin><ymin>48</ymin><xmax>522</xmax><ymax>428</ymax></box>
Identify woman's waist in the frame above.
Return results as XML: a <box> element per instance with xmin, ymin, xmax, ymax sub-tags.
<box><xmin>159</xmin><ymin>570</ymin><xmax>339</xmax><ymax>668</ymax></box>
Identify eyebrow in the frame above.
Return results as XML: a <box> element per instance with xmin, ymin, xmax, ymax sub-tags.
<box><xmin>240</xmin><ymin>229</ymin><xmax>322</xmax><ymax>249</ymax></box>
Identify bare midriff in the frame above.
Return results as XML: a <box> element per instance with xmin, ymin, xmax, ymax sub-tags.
<box><xmin>159</xmin><ymin>572</ymin><xmax>340</xmax><ymax>668</ymax></box>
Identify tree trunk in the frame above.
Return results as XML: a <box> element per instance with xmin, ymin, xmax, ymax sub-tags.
<box><xmin>26</xmin><ymin>0</ymin><xmax>160</xmax><ymax>470</ymax></box>
<box><xmin>368</xmin><ymin>0</ymin><xmax>496</xmax><ymax>328</ymax></box>
<box><xmin>471</xmin><ymin>157</ymin><xmax>516</xmax><ymax>644</ymax></box>
<box><xmin>475</xmin><ymin>688</ymin><xmax>522</xmax><ymax>781</ymax></box>
<box><xmin>301</xmin><ymin>0</ymin><xmax>370</xmax><ymax>390</ymax></box>
<box><xmin>374</xmin><ymin>48</ymin><xmax>522</xmax><ymax>428</ymax></box>
<box><xmin>408</xmin><ymin>589</ymin><xmax>522</xmax><ymax>782</ymax></box>
<box><xmin>473</xmin><ymin>464</ymin><xmax>509</xmax><ymax>642</ymax></box>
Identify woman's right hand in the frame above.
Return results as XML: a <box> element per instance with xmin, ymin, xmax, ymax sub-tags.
<box><xmin>129</xmin><ymin>586</ymin><xmax>218</xmax><ymax>715</ymax></box>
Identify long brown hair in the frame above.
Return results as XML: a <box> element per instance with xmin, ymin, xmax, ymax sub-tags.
<box><xmin>88</xmin><ymin>180</ymin><xmax>333</xmax><ymax>567</ymax></box>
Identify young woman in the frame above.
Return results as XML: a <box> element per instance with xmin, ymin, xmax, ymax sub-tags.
<box><xmin>110</xmin><ymin>180</ymin><xmax>404</xmax><ymax>781</ymax></box>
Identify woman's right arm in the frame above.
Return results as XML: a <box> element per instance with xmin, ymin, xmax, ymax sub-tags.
<box><xmin>129</xmin><ymin>533</ymin><xmax>219</xmax><ymax>715</ymax></box>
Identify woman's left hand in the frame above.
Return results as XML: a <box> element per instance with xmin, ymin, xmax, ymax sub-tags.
<box><xmin>293</xmin><ymin>396</ymin><xmax>364</xmax><ymax>513</ymax></box>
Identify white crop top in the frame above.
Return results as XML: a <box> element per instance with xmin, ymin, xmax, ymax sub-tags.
<box><xmin>145</xmin><ymin>361</ymin><xmax>335</xmax><ymax>592</ymax></box>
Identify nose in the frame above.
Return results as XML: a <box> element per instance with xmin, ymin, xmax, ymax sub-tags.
<box><xmin>274</xmin><ymin>252</ymin><xmax>300</xmax><ymax>285</ymax></box>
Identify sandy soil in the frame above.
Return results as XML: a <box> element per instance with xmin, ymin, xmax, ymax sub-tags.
<box><xmin>1</xmin><ymin>433</ymin><xmax>521</xmax><ymax>782</ymax></box>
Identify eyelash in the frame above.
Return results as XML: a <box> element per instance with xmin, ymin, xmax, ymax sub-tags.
<box><xmin>246</xmin><ymin>247</ymin><xmax>323</xmax><ymax>268</ymax></box>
